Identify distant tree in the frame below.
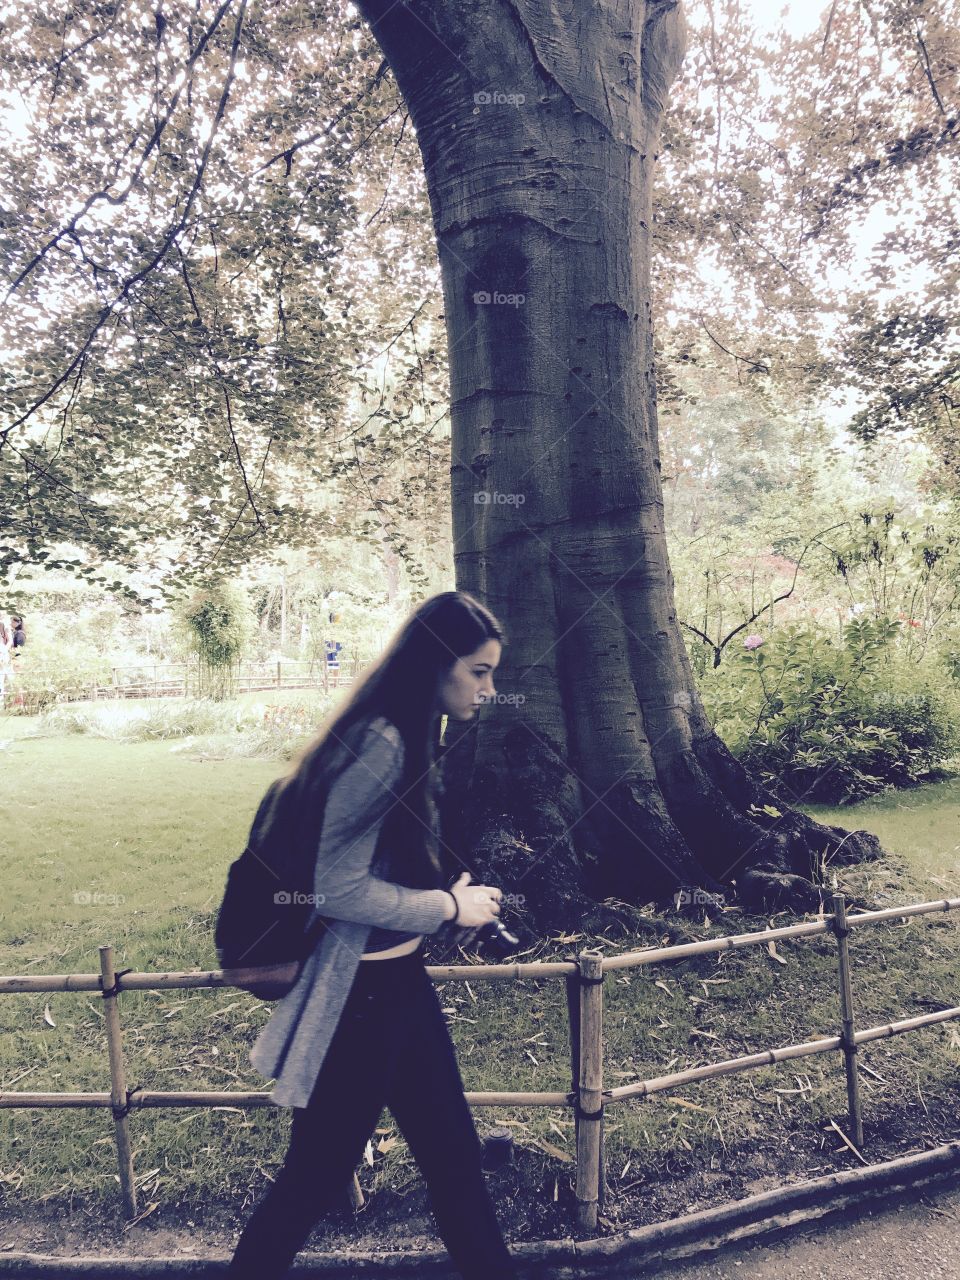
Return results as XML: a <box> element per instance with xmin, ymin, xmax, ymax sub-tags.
<box><xmin>181</xmin><ymin>581</ymin><xmax>252</xmax><ymax>700</ymax></box>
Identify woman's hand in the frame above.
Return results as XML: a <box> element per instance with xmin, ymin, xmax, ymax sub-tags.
<box><xmin>448</xmin><ymin>871</ymin><xmax>503</xmax><ymax>928</ymax></box>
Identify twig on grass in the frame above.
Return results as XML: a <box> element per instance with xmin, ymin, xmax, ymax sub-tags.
<box><xmin>827</xmin><ymin>1118</ymin><xmax>869</xmax><ymax>1166</ymax></box>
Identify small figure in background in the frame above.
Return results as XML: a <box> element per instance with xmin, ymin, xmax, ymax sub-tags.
<box><xmin>10</xmin><ymin>615</ymin><xmax>25</xmax><ymax>658</ymax></box>
<box><xmin>324</xmin><ymin>616</ymin><xmax>343</xmax><ymax>685</ymax></box>
<box><xmin>324</xmin><ymin>638</ymin><xmax>342</xmax><ymax>677</ymax></box>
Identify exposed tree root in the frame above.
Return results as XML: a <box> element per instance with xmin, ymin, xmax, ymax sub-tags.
<box><xmin>441</xmin><ymin>726</ymin><xmax>886</xmax><ymax>932</ymax></box>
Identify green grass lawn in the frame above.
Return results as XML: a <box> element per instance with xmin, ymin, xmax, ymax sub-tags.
<box><xmin>809</xmin><ymin>781</ymin><xmax>960</xmax><ymax>884</ymax></box>
<box><xmin>0</xmin><ymin>733</ymin><xmax>279</xmax><ymax>970</ymax></box>
<box><xmin>0</xmin><ymin>720</ymin><xmax>958</xmax><ymax>1233</ymax></box>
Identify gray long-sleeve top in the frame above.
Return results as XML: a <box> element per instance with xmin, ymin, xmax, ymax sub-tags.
<box><xmin>249</xmin><ymin>716</ymin><xmax>451</xmax><ymax>1107</ymax></box>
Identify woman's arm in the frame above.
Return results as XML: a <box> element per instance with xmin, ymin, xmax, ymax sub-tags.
<box><xmin>313</xmin><ymin>718</ymin><xmax>453</xmax><ymax>933</ymax></box>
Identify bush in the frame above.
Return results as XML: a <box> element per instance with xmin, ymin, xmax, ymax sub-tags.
<box><xmin>3</xmin><ymin>637</ymin><xmax>112</xmax><ymax>715</ymax></box>
<box><xmin>179</xmin><ymin>583</ymin><xmax>253</xmax><ymax>701</ymax></box>
<box><xmin>29</xmin><ymin>701</ymin><xmax>241</xmax><ymax>741</ymax></box>
<box><xmin>173</xmin><ymin>700</ymin><xmax>329</xmax><ymax>760</ymax></box>
<box><xmin>25</xmin><ymin>696</ymin><xmax>335</xmax><ymax>759</ymax></box>
<box><xmin>703</xmin><ymin>620</ymin><xmax>960</xmax><ymax>803</ymax></box>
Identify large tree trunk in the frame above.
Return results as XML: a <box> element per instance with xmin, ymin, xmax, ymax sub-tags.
<box><xmin>355</xmin><ymin>0</ymin><xmax>880</xmax><ymax>929</ymax></box>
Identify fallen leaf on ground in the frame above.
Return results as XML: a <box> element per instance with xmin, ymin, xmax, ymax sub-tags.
<box><xmin>531</xmin><ymin>1138</ymin><xmax>573</xmax><ymax>1162</ymax></box>
<box><xmin>667</xmin><ymin>1096</ymin><xmax>714</xmax><ymax>1113</ymax></box>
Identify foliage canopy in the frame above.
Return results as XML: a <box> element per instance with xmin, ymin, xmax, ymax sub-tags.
<box><xmin>1</xmin><ymin>0</ymin><xmax>959</xmax><ymax>592</ymax></box>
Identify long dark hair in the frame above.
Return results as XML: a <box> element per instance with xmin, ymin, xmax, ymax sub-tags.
<box><xmin>277</xmin><ymin>591</ymin><xmax>504</xmax><ymax>887</ymax></box>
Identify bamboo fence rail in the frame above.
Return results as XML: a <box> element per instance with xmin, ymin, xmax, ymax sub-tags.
<box><xmin>0</xmin><ymin>894</ymin><xmax>958</xmax><ymax>1231</ymax></box>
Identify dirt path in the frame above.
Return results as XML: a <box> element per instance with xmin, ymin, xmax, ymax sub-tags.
<box><xmin>646</xmin><ymin>1181</ymin><xmax>960</xmax><ymax>1280</ymax></box>
<box><xmin>1</xmin><ymin>1176</ymin><xmax>958</xmax><ymax>1276</ymax></box>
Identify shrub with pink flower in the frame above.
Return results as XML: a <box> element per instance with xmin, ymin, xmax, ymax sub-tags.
<box><xmin>743</xmin><ymin>634</ymin><xmax>764</xmax><ymax>650</ymax></box>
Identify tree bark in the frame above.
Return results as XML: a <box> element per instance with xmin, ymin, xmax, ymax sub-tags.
<box><xmin>354</xmin><ymin>0</ymin><xmax>880</xmax><ymax>929</ymax></box>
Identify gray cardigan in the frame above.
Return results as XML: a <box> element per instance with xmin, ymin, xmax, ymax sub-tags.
<box><xmin>249</xmin><ymin>716</ymin><xmax>451</xmax><ymax>1108</ymax></box>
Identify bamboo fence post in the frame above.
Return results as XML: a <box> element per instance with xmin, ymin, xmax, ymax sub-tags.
<box><xmin>575</xmin><ymin>949</ymin><xmax>604</xmax><ymax>1231</ymax></box>
<box><xmin>831</xmin><ymin>892</ymin><xmax>864</xmax><ymax>1149</ymax></box>
<box><xmin>564</xmin><ymin>960</ymin><xmax>581</xmax><ymax>1154</ymax></box>
<box><xmin>599</xmin><ymin>1097</ymin><xmax>607</xmax><ymax>1213</ymax></box>
<box><xmin>98</xmin><ymin>945</ymin><xmax>138</xmax><ymax>1219</ymax></box>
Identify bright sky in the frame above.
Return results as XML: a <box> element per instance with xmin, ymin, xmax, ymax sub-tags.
<box><xmin>740</xmin><ymin>0</ymin><xmax>830</xmax><ymax>40</ymax></box>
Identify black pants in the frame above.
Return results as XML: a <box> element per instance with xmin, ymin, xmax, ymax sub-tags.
<box><xmin>226</xmin><ymin>946</ymin><xmax>516</xmax><ymax>1279</ymax></box>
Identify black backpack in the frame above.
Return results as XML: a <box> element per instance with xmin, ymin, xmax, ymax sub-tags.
<box><xmin>215</xmin><ymin>769</ymin><xmax>329</xmax><ymax>1000</ymax></box>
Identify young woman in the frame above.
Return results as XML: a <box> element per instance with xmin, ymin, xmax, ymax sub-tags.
<box><xmin>226</xmin><ymin>591</ymin><xmax>516</xmax><ymax>1280</ymax></box>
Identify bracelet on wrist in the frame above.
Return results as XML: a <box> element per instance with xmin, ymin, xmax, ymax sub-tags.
<box><xmin>445</xmin><ymin>890</ymin><xmax>460</xmax><ymax>923</ymax></box>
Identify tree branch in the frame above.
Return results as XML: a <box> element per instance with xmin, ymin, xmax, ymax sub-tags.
<box><xmin>915</xmin><ymin>22</ymin><xmax>948</xmax><ymax>119</ymax></box>
<box><xmin>698</xmin><ymin>316</ymin><xmax>769</xmax><ymax>375</ymax></box>
<box><xmin>251</xmin><ymin>58</ymin><xmax>391</xmax><ymax>176</ymax></box>
<box><xmin>174</xmin><ymin>243</ymin><xmax>265</xmax><ymax>532</ymax></box>
<box><xmin>46</xmin><ymin>2</ymin><xmax>125</xmax><ymax>103</ymax></box>
<box><xmin>1</xmin><ymin>0</ymin><xmax>248</xmax><ymax>452</ymax></box>
<box><xmin>804</xmin><ymin>115</ymin><xmax>960</xmax><ymax>240</ymax></box>
<box><xmin>5</xmin><ymin>0</ymin><xmax>237</xmax><ymax>301</ymax></box>
<box><xmin>680</xmin><ymin>525</ymin><xmax>847</xmax><ymax>666</ymax></box>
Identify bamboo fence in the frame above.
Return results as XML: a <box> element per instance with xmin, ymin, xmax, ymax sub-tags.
<box><xmin>0</xmin><ymin>894</ymin><xmax>958</xmax><ymax>1231</ymax></box>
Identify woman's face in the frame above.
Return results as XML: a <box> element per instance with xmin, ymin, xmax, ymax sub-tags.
<box><xmin>437</xmin><ymin>638</ymin><xmax>502</xmax><ymax>720</ymax></box>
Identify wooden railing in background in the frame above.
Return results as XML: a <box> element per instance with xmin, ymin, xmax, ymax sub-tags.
<box><xmin>13</xmin><ymin>657</ymin><xmax>365</xmax><ymax>705</ymax></box>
